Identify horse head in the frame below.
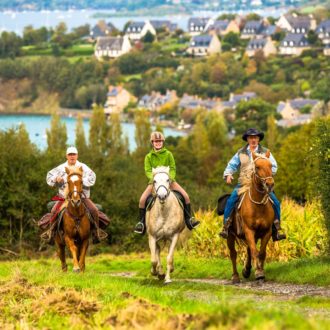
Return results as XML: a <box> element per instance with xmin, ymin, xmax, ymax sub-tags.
<box><xmin>65</xmin><ymin>166</ymin><xmax>83</xmax><ymax>208</ymax></box>
<box><xmin>252</xmin><ymin>151</ymin><xmax>274</xmax><ymax>193</ymax></box>
<box><xmin>152</xmin><ymin>166</ymin><xmax>170</xmax><ymax>204</ymax></box>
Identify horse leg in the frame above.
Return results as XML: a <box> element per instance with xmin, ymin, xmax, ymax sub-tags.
<box><xmin>255</xmin><ymin>231</ymin><xmax>272</xmax><ymax>281</ymax></box>
<box><xmin>55</xmin><ymin>236</ymin><xmax>67</xmax><ymax>272</ymax></box>
<box><xmin>227</xmin><ymin>234</ymin><xmax>240</xmax><ymax>283</ymax></box>
<box><xmin>156</xmin><ymin>242</ymin><xmax>165</xmax><ymax>280</ymax></box>
<box><xmin>244</xmin><ymin>228</ymin><xmax>259</xmax><ymax>279</ymax></box>
<box><xmin>242</xmin><ymin>247</ymin><xmax>252</xmax><ymax>279</ymax></box>
<box><xmin>78</xmin><ymin>239</ymin><xmax>89</xmax><ymax>272</ymax></box>
<box><xmin>65</xmin><ymin>236</ymin><xmax>80</xmax><ymax>273</ymax></box>
<box><xmin>165</xmin><ymin>233</ymin><xmax>179</xmax><ymax>284</ymax></box>
<box><xmin>148</xmin><ymin>236</ymin><xmax>158</xmax><ymax>276</ymax></box>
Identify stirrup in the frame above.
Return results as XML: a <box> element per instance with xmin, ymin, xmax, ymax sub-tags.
<box><xmin>219</xmin><ymin>228</ymin><xmax>229</xmax><ymax>239</ymax></box>
<box><xmin>134</xmin><ymin>222</ymin><xmax>145</xmax><ymax>234</ymax></box>
<box><xmin>189</xmin><ymin>217</ymin><xmax>200</xmax><ymax>229</ymax></box>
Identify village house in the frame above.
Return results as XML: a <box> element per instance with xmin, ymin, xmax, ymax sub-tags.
<box><xmin>89</xmin><ymin>20</ymin><xmax>117</xmax><ymax>40</ymax></box>
<box><xmin>279</xmin><ymin>33</ymin><xmax>310</xmax><ymax>56</ymax></box>
<box><xmin>150</xmin><ymin>20</ymin><xmax>177</xmax><ymax>32</ymax></box>
<box><xmin>178</xmin><ymin>94</ymin><xmax>222</xmax><ymax>112</ymax></box>
<box><xmin>188</xmin><ymin>17</ymin><xmax>210</xmax><ymax>36</ymax></box>
<box><xmin>276</xmin><ymin>13</ymin><xmax>316</xmax><ymax>34</ymax></box>
<box><xmin>276</xmin><ymin>98</ymin><xmax>322</xmax><ymax>127</ymax></box>
<box><xmin>218</xmin><ymin>92</ymin><xmax>257</xmax><ymax>111</ymax></box>
<box><xmin>125</xmin><ymin>20</ymin><xmax>156</xmax><ymax>40</ymax></box>
<box><xmin>94</xmin><ymin>36</ymin><xmax>132</xmax><ymax>59</ymax></box>
<box><xmin>241</xmin><ymin>20</ymin><xmax>267</xmax><ymax>39</ymax></box>
<box><xmin>186</xmin><ymin>34</ymin><xmax>221</xmax><ymax>56</ymax></box>
<box><xmin>138</xmin><ymin>90</ymin><xmax>178</xmax><ymax>112</ymax></box>
<box><xmin>324</xmin><ymin>44</ymin><xmax>330</xmax><ymax>56</ymax></box>
<box><xmin>316</xmin><ymin>19</ymin><xmax>330</xmax><ymax>44</ymax></box>
<box><xmin>104</xmin><ymin>86</ymin><xmax>136</xmax><ymax>114</ymax></box>
<box><xmin>205</xmin><ymin>19</ymin><xmax>240</xmax><ymax>36</ymax></box>
<box><xmin>245</xmin><ymin>37</ymin><xmax>277</xmax><ymax>57</ymax></box>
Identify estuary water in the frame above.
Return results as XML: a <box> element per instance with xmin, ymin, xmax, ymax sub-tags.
<box><xmin>0</xmin><ymin>114</ymin><xmax>185</xmax><ymax>150</ymax></box>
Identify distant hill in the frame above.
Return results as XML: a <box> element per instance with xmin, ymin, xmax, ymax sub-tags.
<box><xmin>0</xmin><ymin>0</ymin><xmax>323</xmax><ymax>12</ymax></box>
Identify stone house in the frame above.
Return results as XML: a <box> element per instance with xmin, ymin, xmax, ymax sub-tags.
<box><xmin>186</xmin><ymin>34</ymin><xmax>221</xmax><ymax>56</ymax></box>
<box><xmin>94</xmin><ymin>36</ymin><xmax>132</xmax><ymax>59</ymax></box>
<box><xmin>138</xmin><ymin>90</ymin><xmax>178</xmax><ymax>112</ymax></box>
<box><xmin>245</xmin><ymin>37</ymin><xmax>277</xmax><ymax>57</ymax></box>
<box><xmin>279</xmin><ymin>33</ymin><xmax>310</xmax><ymax>56</ymax></box>
<box><xmin>125</xmin><ymin>21</ymin><xmax>156</xmax><ymax>40</ymax></box>
<box><xmin>316</xmin><ymin>19</ymin><xmax>330</xmax><ymax>44</ymax></box>
<box><xmin>205</xmin><ymin>19</ymin><xmax>240</xmax><ymax>36</ymax></box>
<box><xmin>90</xmin><ymin>20</ymin><xmax>117</xmax><ymax>40</ymax></box>
<box><xmin>276</xmin><ymin>13</ymin><xmax>316</xmax><ymax>34</ymax></box>
<box><xmin>104</xmin><ymin>86</ymin><xmax>136</xmax><ymax>114</ymax></box>
<box><xmin>188</xmin><ymin>17</ymin><xmax>210</xmax><ymax>36</ymax></box>
<box><xmin>241</xmin><ymin>20</ymin><xmax>267</xmax><ymax>39</ymax></box>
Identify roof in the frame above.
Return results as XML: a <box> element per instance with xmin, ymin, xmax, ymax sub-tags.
<box><xmin>277</xmin><ymin>98</ymin><xmax>320</xmax><ymax>112</ymax></box>
<box><xmin>190</xmin><ymin>35</ymin><xmax>213</xmax><ymax>47</ymax></box>
<box><xmin>90</xmin><ymin>21</ymin><xmax>116</xmax><ymax>37</ymax></box>
<box><xmin>243</xmin><ymin>20</ymin><xmax>264</xmax><ymax>33</ymax></box>
<box><xmin>188</xmin><ymin>17</ymin><xmax>210</xmax><ymax>28</ymax></box>
<box><xmin>262</xmin><ymin>25</ymin><xmax>277</xmax><ymax>36</ymax></box>
<box><xmin>230</xmin><ymin>92</ymin><xmax>257</xmax><ymax>103</ymax></box>
<box><xmin>127</xmin><ymin>21</ymin><xmax>145</xmax><ymax>30</ymax></box>
<box><xmin>316</xmin><ymin>19</ymin><xmax>330</xmax><ymax>33</ymax></box>
<box><xmin>247</xmin><ymin>38</ymin><xmax>268</xmax><ymax>49</ymax></box>
<box><xmin>208</xmin><ymin>20</ymin><xmax>230</xmax><ymax>31</ymax></box>
<box><xmin>280</xmin><ymin>33</ymin><xmax>309</xmax><ymax>47</ymax></box>
<box><xmin>96</xmin><ymin>37</ymin><xmax>124</xmax><ymax>51</ymax></box>
<box><xmin>285</xmin><ymin>14</ymin><xmax>312</xmax><ymax>30</ymax></box>
<box><xmin>150</xmin><ymin>20</ymin><xmax>171</xmax><ymax>30</ymax></box>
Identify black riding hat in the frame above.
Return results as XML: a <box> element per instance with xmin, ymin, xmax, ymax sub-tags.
<box><xmin>242</xmin><ymin>128</ymin><xmax>264</xmax><ymax>141</ymax></box>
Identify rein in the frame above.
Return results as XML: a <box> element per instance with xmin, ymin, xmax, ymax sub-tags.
<box><xmin>153</xmin><ymin>172</ymin><xmax>171</xmax><ymax>203</ymax></box>
<box><xmin>248</xmin><ymin>156</ymin><xmax>272</xmax><ymax>205</ymax></box>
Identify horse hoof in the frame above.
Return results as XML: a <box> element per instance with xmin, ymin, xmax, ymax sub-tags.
<box><xmin>242</xmin><ymin>268</ymin><xmax>251</xmax><ymax>279</ymax></box>
<box><xmin>255</xmin><ymin>271</ymin><xmax>265</xmax><ymax>281</ymax></box>
<box><xmin>231</xmin><ymin>275</ymin><xmax>240</xmax><ymax>284</ymax></box>
<box><xmin>73</xmin><ymin>267</ymin><xmax>80</xmax><ymax>273</ymax></box>
<box><xmin>158</xmin><ymin>273</ymin><xmax>165</xmax><ymax>280</ymax></box>
<box><xmin>164</xmin><ymin>279</ymin><xmax>172</xmax><ymax>285</ymax></box>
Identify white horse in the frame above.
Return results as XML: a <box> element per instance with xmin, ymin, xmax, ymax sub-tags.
<box><xmin>146</xmin><ymin>166</ymin><xmax>185</xmax><ymax>284</ymax></box>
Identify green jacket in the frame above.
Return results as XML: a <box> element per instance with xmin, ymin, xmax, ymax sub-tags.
<box><xmin>144</xmin><ymin>148</ymin><xmax>176</xmax><ymax>183</ymax></box>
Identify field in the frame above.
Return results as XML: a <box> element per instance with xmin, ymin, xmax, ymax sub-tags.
<box><xmin>0</xmin><ymin>253</ymin><xmax>329</xmax><ymax>329</ymax></box>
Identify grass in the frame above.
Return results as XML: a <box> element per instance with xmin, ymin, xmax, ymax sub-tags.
<box><xmin>0</xmin><ymin>253</ymin><xmax>329</xmax><ymax>329</ymax></box>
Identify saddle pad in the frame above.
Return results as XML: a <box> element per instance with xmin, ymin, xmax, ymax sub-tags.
<box><xmin>146</xmin><ymin>191</ymin><xmax>184</xmax><ymax>211</ymax></box>
<box><xmin>217</xmin><ymin>193</ymin><xmax>231</xmax><ymax>215</ymax></box>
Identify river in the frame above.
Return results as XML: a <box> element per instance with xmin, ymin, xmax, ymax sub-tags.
<box><xmin>0</xmin><ymin>114</ymin><xmax>185</xmax><ymax>150</ymax></box>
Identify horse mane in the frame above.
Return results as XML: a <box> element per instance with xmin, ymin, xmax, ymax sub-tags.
<box><xmin>152</xmin><ymin>166</ymin><xmax>169</xmax><ymax>177</ymax></box>
<box><xmin>238</xmin><ymin>153</ymin><xmax>268</xmax><ymax>196</ymax></box>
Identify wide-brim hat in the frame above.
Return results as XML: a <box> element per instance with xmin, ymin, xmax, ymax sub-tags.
<box><xmin>242</xmin><ymin>128</ymin><xmax>264</xmax><ymax>141</ymax></box>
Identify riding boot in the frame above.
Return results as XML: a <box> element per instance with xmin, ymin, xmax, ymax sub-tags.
<box><xmin>219</xmin><ymin>217</ymin><xmax>232</xmax><ymax>239</ymax></box>
<box><xmin>184</xmin><ymin>203</ymin><xmax>200</xmax><ymax>230</ymax></box>
<box><xmin>134</xmin><ymin>208</ymin><xmax>146</xmax><ymax>234</ymax></box>
<box><xmin>40</xmin><ymin>220</ymin><xmax>57</xmax><ymax>245</ymax></box>
<box><xmin>272</xmin><ymin>219</ymin><xmax>286</xmax><ymax>241</ymax></box>
<box><xmin>92</xmin><ymin>216</ymin><xmax>108</xmax><ymax>244</ymax></box>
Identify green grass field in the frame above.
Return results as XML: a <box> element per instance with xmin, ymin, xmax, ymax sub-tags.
<box><xmin>0</xmin><ymin>253</ymin><xmax>329</xmax><ymax>329</ymax></box>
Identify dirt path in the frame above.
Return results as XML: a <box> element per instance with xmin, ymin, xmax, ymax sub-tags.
<box><xmin>108</xmin><ymin>272</ymin><xmax>330</xmax><ymax>298</ymax></box>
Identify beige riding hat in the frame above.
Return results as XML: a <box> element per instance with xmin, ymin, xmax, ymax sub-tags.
<box><xmin>150</xmin><ymin>131</ymin><xmax>165</xmax><ymax>142</ymax></box>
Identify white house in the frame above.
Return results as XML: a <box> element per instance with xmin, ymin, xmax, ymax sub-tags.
<box><xmin>186</xmin><ymin>34</ymin><xmax>221</xmax><ymax>56</ymax></box>
<box><xmin>125</xmin><ymin>20</ymin><xmax>156</xmax><ymax>40</ymax></box>
<box><xmin>279</xmin><ymin>33</ymin><xmax>310</xmax><ymax>56</ymax></box>
<box><xmin>245</xmin><ymin>37</ymin><xmax>277</xmax><ymax>57</ymax></box>
<box><xmin>94</xmin><ymin>36</ymin><xmax>132</xmax><ymax>59</ymax></box>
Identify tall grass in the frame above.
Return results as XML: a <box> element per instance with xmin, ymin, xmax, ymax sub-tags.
<box><xmin>185</xmin><ymin>199</ymin><xmax>328</xmax><ymax>261</ymax></box>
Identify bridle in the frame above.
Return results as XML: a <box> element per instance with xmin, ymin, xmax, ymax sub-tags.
<box><xmin>66</xmin><ymin>173</ymin><xmax>84</xmax><ymax>207</ymax></box>
<box><xmin>248</xmin><ymin>156</ymin><xmax>273</xmax><ymax>205</ymax></box>
<box><xmin>153</xmin><ymin>172</ymin><xmax>170</xmax><ymax>204</ymax></box>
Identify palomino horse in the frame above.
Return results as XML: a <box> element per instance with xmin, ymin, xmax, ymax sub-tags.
<box><xmin>228</xmin><ymin>151</ymin><xmax>275</xmax><ymax>283</ymax></box>
<box><xmin>55</xmin><ymin>166</ymin><xmax>90</xmax><ymax>273</ymax></box>
<box><xmin>146</xmin><ymin>166</ymin><xmax>185</xmax><ymax>284</ymax></box>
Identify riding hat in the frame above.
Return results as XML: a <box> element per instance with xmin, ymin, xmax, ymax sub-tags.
<box><xmin>242</xmin><ymin>128</ymin><xmax>264</xmax><ymax>142</ymax></box>
<box><xmin>66</xmin><ymin>146</ymin><xmax>78</xmax><ymax>155</ymax></box>
<box><xmin>150</xmin><ymin>131</ymin><xmax>165</xmax><ymax>142</ymax></box>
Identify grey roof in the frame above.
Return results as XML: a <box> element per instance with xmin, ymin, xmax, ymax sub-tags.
<box><xmin>90</xmin><ymin>21</ymin><xmax>116</xmax><ymax>38</ymax></box>
<box><xmin>127</xmin><ymin>21</ymin><xmax>145</xmax><ymax>31</ymax></box>
<box><xmin>96</xmin><ymin>37</ymin><xmax>124</xmax><ymax>51</ymax></box>
<box><xmin>230</xmin><ymin>92</ymin><xmax>257</xmax><ymax>103</ymax></box>
<box><xmin>242</xmin><ymin>20</ymin><xmax>265</xmax><ymax>34</ymax></box>
<box><xmin>207</xmin><ymin>20</ymin><xmax>230</xmax><ymax>31</ymax></box>
<box><xmin>316</xmin><ymin>19</ymin><xmax>330</xmax><ymax>33</ymax></box>
<box><xmin>285</xmin><ymin>14</ymin><xmax>312</xmax><ymax>31</ymax></box>
<box><xmin>262</xmin><ymin>25</ymin><xmax>277</xmax><ymax>36</ymax></box>
<box><xmin>220</xmin><ymin>101</ymin><xmax>236</xmax><ymax>109</ymax></box>
<box><xmin>150</xmin><ymin>20</ymin><xmax>171</xmax><ymax>30</ymax></box>
<box><xmin>107</xmin><ymin>88</ymin><xmax>120</xmax><ymax>97</ymax></box>
<box><xmin>190</xmin><ymin>35</ymin><xmax>213</xmax><ymax>47</ymax></box>
<box><xmin>188</xmin><ymin>17</ymin><xmax>210</xmax><ymax>29</ymax></box>
<box><xmin>281</xmin><ymin>33</ymin><xmax>309</xmax><ymax>47</ymax></box>
<box><xmin>247</xmin><ymin>38</ymin><xmax>268</xmax><ymax>49</ymax></box>
<box><xmin>277</xmin><ymin>114</ymin><xmax>312</xmax><ymax>127</ymax></box>
<box><xmin>277</xmin><ymin>98</ymin><xmax>319</xmax><ymax>113</ymax></box>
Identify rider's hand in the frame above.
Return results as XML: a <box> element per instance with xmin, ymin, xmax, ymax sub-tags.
<box><xmin>56</xmin><ymin>176</ymin><xmax>64</xmax><ymax>184</ymax></box>
<box><xmin>226</xmin><ymin>175</ymin><xmax>234</xmax><ymax>185</ymax></box>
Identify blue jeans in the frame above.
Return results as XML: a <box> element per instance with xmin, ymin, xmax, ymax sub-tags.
<box><xmin>223</xmin><ymin>185</ymin><xmax>280</xmax><ymax>224</ymax></box>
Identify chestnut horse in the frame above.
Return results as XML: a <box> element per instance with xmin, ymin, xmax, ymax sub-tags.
<box><xmin>55</xmin><ymin>166</ymin><xmax>90</xmax><ymax>273</ymax></box>
<box><xmin>227</xmin><ymin>151</ymin><xmax>275</xmax><ymax>283</ymax></box>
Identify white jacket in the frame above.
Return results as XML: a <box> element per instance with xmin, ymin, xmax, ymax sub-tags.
<box><xmin>46</xmin><ymin>160</ymin><xmax>96</xmax><ymax>198</ymax></box>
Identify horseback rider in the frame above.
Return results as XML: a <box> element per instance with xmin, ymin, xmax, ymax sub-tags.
<box><xmin>41</xmin><ymin>146</ymin><xmax>105</xmax><ymax>244</ymax></box>
<box><xmin>134</xmin><ymin>131</ymin><xmax>200</xmax><ymax>234</ymax></box>
<box><xmin>219</xmin><ymin>128</ymin><xmax>286</xmax><ymax>241</ymax></box>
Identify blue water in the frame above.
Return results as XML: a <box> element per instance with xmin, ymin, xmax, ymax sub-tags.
<box><xmin>0</xmin><ymin>114</ymin><xmax>185</xmax><ymax>150</ymax></box>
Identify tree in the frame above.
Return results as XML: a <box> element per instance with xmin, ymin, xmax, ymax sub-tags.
<box><xmin>234</xmin><ymin>98</ymin><xmax>276</xmax><ymax>135</ymax></box>
<box><xmin>141</xmin><ymin>31</ymin><xmax>155</xmax><ymax>43</ymax></box>
<box><xmin>75</xmin><ymin>115</ymin><xmax>88</xmax><ymax>158</ymax></box>
<box><xmin>89</xmin><ymin>104</ymin><xmax>108</xmax><ymax>155</ymax></box>
<box><xmin>108</xmin><ymin>113</ymin><xmax>128</xmax><ymax>154</ymax></box>
<box><xmin>204</xmin><ymin>110</ymin><xmax>227</xmax><ymax>148</ymax></box>
<box><xmin>266</xmin><ymin>115</ymin><xmax>280</xmax><ymax>152</ymax></box>
<box><xmin>134</xmin><ymin>110</ymin><xmax>151</xmax><ymax>155</ymax></box>
<box><xmin>46</xmin><ymin>113</ymin><xmax>67</xmax><ymax>157</ymax></box>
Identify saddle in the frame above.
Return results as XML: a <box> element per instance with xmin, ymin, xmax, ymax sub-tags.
<box><xmin>146</xmin><ymin>190</ymin><xmax>185</xmax><ymax>211</ymax></box>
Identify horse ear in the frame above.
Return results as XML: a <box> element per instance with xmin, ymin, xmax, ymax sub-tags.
<box><xmin>252</xmin><ymin>152</ymin><xmax>257</xmax><ymax>160</ymax></box>
<box><xmin>152</xmin><ymin>168</ymin><xmax>156</xmax><ymax>175</ymax></box>
<box><xmin>79</xmin><ymin>166</ymin><xmax>83</xmax><ymax>172</ymax></box>
<box><xmin>165</xmin><ymin>166</ymin><xmax>170</xmax><ymax>173</ymax></box>
<box><xmin>65</xmin><ymin>167</ymin><xmax>70</xmax><ymax>175</ymax></box>
<box><xmin>265</xmin><ymin>150</ymin><xmax>270</xmax><ymax>158</ymax></box>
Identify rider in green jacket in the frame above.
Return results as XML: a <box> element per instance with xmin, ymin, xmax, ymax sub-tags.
<box><xmin>134</xmin><ymin>131</ymin><xmax>200</xmax><ymax>234</ymax></box>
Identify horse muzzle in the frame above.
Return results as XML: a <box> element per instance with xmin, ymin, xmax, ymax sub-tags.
<box><xmin>264</xmin><ymin>181</ymin><xmax>274</xmax><ymax>193</ymax></box>
<box><xmin>71</xmin><ymin>199</ymin><xmax>81</xmax><ymax>207</ymax></box>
